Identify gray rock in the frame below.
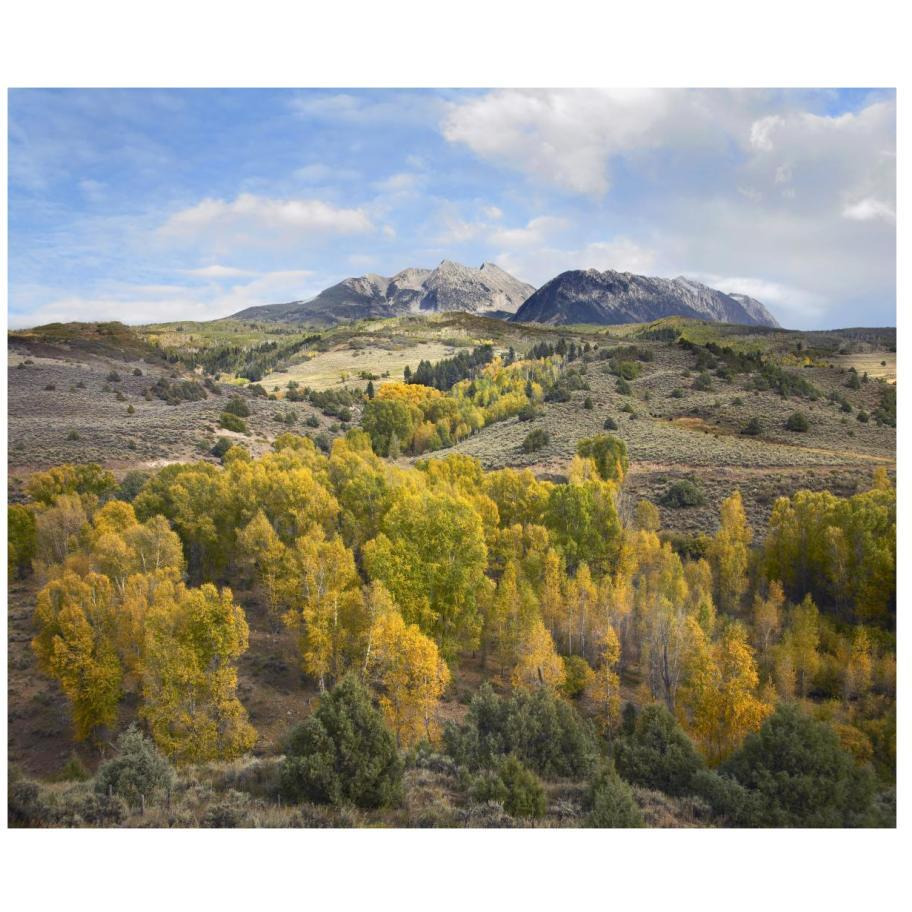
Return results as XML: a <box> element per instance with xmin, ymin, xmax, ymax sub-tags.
<box><xmin>230</xmin><ymin>261</ymin><xmax>534</xmax><ymax>325</ymax></box>
<box><xmin>510</xmin><ymin>269</ymin><xmax>779</xmax><ymax>328</ymax></box>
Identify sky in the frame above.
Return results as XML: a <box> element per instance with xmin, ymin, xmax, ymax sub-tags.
<box><xmin>7</xmin><ymin>87</ymin><xmax>896</xmax><ymax>330</ymax></box>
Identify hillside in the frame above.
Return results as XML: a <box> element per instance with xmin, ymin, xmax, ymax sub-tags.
<box><xmin>230</xmin><ymin>260</ymin><xmax>535</xmax><ymax>325</ymax></box>
<box><xmin>511</xmin><ymin>269</ymin><xmax>779</xmax><ymax>327</ymax></box>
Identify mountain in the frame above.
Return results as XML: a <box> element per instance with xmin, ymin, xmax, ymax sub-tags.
<box><xmin>230</xmin><ymin>261</ymin><xmax>535</xmax><ymax>325</ymax></box>
<box><xmin>510</xmin><ymin>269</ymin><xmax>780</xmax><ymax>328</ymax></box>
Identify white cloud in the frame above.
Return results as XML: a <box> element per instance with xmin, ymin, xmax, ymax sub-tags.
<box><xmin>684</xmin><ymin>272</ymin><xmax>826</xmax><ymax>325</ymax></box>
<box><xmin>158</xmin><ymin>193</ymin><xmax>374</xmax><ymax>251</ymax></box>
<box><xmin>443</xmin><ymin>88</ymin><xmax>681</xmax><ymax>195</ymax></box>
<box><xmin>842</xmin><ymin>197</ymin><xmax>895</xmax><ymax>223</ymax></box>
<box><xmin>489</xmin><ymin>216</ymin><xmax>568</xmax><ymax>248</ymax></box>
<box><xmin>182</xmin><ymin>264</ymin><xmax>256</xmax><ymax>279</ymax></box>
<box><xmin>749</xmin><ymin>115</ymin><xmax>784</xmax><ymax>151</ymax></box>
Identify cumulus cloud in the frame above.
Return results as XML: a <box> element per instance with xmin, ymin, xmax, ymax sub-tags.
<box><xmin>158</xmin><ymin>193</ymin><xmax>374</xmax><ymax>251</ymax></box>
<box><xmin>489</xmin><ymin>216</ymin><xmax>569</xmax><ymax>248</ymax></box>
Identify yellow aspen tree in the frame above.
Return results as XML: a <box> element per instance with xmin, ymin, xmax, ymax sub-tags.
<box><xmin>284</xmin><ymin>528</ymin><xmax>364</xmax><ymax>691</ymax></box>
<box><xmin>684</xmin><ymin>558</ymin><xmax>716</xmax><ymax>635</ymax></box>
<box><xmin>32</xmin><ymin>572</ymin><xmax>122</xmax><ymax>741</ymax></box>
<box><xmin>634</xmin><ymin>499</ymin><xmax>661</xmax><ymax>532</ymax></box>
<box><xmin>790</xmin><ymin>594</ymin><xmax>821</xmax><ymax>697</ymax></box>
<box><xmin>367</xmin><ymin>608</ymin><xmax>451</xmax><ymax>747</ymax></box>
<box><xmin>586</xmin><ymin>626</ymin><xmax>623</xmax><ymax>730</ymax></box>
<box><xmin>708</xmin><ymin>490</ymin><xmax>753</xmax><ymax>613</ymax></box>
<box><xmin>562</xmin><ymin>562</ymin><xmax>597</xmax><ymax>658</ymax></box>
<box><xmin>752</xmin><ymin>580</ymin><xmax>785</xmax><ymax>654</ymax></box>
<box><xmin>142</xmin><ymin>581</ymin><xmax>256</xmax><ymax>763</ymax></box>
<box><xmin>511</xmin><ymin>618</ymin><xmax>566</xmax><ymax>691</ymax></box>
<box><xmin>538</xmin><ymin>548</ymin><xmax>565</xmax><ymax>640</ymax></box>
<box><xmin>682</xmin><ymin>620</ymin><xmax>772</xmax><ymax>764</ymax></box>
<box><xmin>237</xmin><ymin>510</ymin><xmax>293</xmax><ymax>628</ymax></box>
<box><xmin>842</xmin><ymin>626</ymin><xmax>873</xmax><ymax>701</ymax></box>
<box><xmin>771</xmin><ymin>634</ymin><xmax>797</xmax><ymax>698</ymax></box>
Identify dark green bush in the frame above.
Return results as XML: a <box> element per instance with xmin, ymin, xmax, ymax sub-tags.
<box><xmin>520</xmin><ymin>428</ymin><xmax>550</xmax><ymax>453</ymax></box>
<box><xmin>785</xmin><ymin>411</ymin><xmax>809</xmax><ymax>432</ymax></box>
<box><xmin>659</xmin><ymin>479</ymin><xmax>706</xmax><ymax>508</ymax></box>
<box><xmin>603</xmin><ymin>416</ymin><xmax>618</xmax><ymax>431</ymax></box>
<box><xmin>219</xmin><ymin>412</ymin><xmax>248</xmax><ymax>434</ymax></box>
<box><xmin>223</xmin><ymin>395</ymin><xmax>251</xmax><ymax>418</ymax></box>
<box><xmin>585</xmin><ymin>765</ymin><xmax>643</xmax><ymax>827</ymax></box>
<box><xmin>211</xmin><ymin>437</ymin><xmax>234</xmax><ymax>459</ymax></box>
<box><xmin>281</xmin><ymin>675</ymin><xmax>403</xmax><ymax>809</ymax></box>
<box><xmin>741</xmin><ymin>417</ymin><xmax>762</xmax><ymax>436</ymax></box>
<box><xmin>498</xmin><ymin>755</ymin><xmax>546</xmax><ymax>819</ymax></box>
<box><xmin>443</xmin><ymin>684</ymin><xmax>597</xmax><ymax>779</ymax></box>
<box><xmin>613</xmin><ymin>704</ymin><xmax>705</xmax><ymax>796</ymax></box>
<box><xmin>720</xmin><ymin>703</ymin><xmax>878</xmax><ymax>827</ymax></box>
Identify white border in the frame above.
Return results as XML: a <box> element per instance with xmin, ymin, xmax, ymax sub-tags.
<box><xmin>1</xmin><ymin>1</ymin><xmax>906</xmax><ymax>909</ymax></box>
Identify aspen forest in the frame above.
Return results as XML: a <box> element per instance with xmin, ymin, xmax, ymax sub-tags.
<box><xmin>7</xmin><ymin>426</ymin><xmax>896</xmax><ymax>827</ymax></box>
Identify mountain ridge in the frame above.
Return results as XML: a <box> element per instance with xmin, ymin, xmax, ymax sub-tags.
<box><xmin>510</xmin><ymin>268</ymin><xmax>779</xmax><ymax>328</ymax></box>
<box><xmin>229</xmin><ymin>260</ymin><xmax>535</xmax><ymax>325</ymax></box>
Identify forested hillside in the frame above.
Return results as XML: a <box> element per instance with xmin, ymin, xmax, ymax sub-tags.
<box><xmin>8</xmin><ymin>425</ymin><xmax>895</xmax><ymax>827</ymax></box>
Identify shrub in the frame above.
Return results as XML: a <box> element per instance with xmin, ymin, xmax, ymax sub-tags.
<box><xmin>211</xmin><ymin>437</ymin><xmax>234</xmax><ymax>459</ymax></box>
<box><xmin>670</xmin><ymin>387</ymin><xmax>685</xmax><ymax>399</ymax></box>
<box><xmin>659</xmin><ymin>479</ymin><xmax>706</xmax><ymax>508</ymax></box>
<box><xmin>585</xmin><ymin>766</ymin><xmax>643</xmax><ymax>827</ymax></box>
<box><xmin>219</xmin><ymin>412</ymin><xmax>248</xmax><ymax>434</ymax></box>
<box><xmin>498</xmin><ymin>755</ymin><xmax>547</xmax><ymax>819</ymax></box>
<box><xmin>149</xmin><ymin>377</ymin><xmax>208</xmax><ymax>405</ymax></box>
<box><xmin>720</xmin><ymin>703</ymin><xmax>878</xmax><ymax>827</ymax></box>
<box><xmin>305</xmin><ymin>413</ymin><xmax>320</xmax><ymax>428</ymax></box>
<box><xmin>133</xmin><ymin>367</ymin><xmax>143</xmax><ymax>376</ymax></box>
<box><xmin>201</xmin><ymin>790</ymin><xmax>252</xmax><ymax>828</ymax></box>
<box><xmin>127</xmin><ymin>404</ymin><xmax>135</xmax><ymax>414</ymax></box>
<box><xmin>583</xmin><ymin>396</ymin><xmax>594</xmax><ymax>410</ymax></box>
<box><xmin>613</xmin><ymin>704</ymin><xmax>705</xmax><ymax>796</ymax></box>
<box><xmin>603</xmin><ymin>416</ymin><xmax>618</xmax><ymax>431</ymax></box>
<box><xmin>517</xmin><ymin>401</ymin><xmax>542</xmax><ymax>421</ymax></box>
<box><xmin>785</xmin><ymin>411</ymin><xmax>809</xmax><ymax>432</ymax></box>
<box><xmin>741</xmin><ymin>417</ymin><xmax>762</xmax><ymax>436</ymax></box>
<box><xmin>223</xmin><ymin>395</ymin><xmax>251</xmax><ymax>418</ymax></box>
<box><xmin>857</xmin><ymin>410</ymin><xmax>870</xmax><ymax>423</ymax></box>
<box><xmin>561</xmin><ymin>655</ymin><xmax>595</xmax><ymax>699</ymax></box>
<box><xmin>106</xmin><ymin>371</ymin><xmax>122</xmax><ymax>382</ymax></box>
<box><xmin>95</xmin><ymin>724</ymin><xmax>175</xmax><ymax>808</ymax></box>
<box><xmin>576</xmin><ymin>434</ymin><xmax>629</xmax><ymax>482</ymax></box>
<box><xmin>692</xmin><ymin>372</ymin><xmax>713</xmax><ymax>391</ymax></box>
<box><xmin>443</xmin><ymin>684</ymin><xmax>597</xmax><ymax>779</ymax></box>
<box><xmin>280</xmin><ymin>675</ymin><xmax>403</xmax><ymax>809</ymax></box>
<box><xmin>66</xmin><ymin>431</ymin><xmax>80</xmax><ymax>441</ymax></box>
<box><xmin>44</xmin><ymin>383</ymin><xmax>56</xmax><ymax>391</ymax></box>
<box><xmin>615</xmin><ymin>377</ymin><xmax>632</xmax><ymax>395</ymax></box>
<box><xmin>520</xmin><ymin>428</ymin><xmax>550</xmax><ymax>453</ymax></box>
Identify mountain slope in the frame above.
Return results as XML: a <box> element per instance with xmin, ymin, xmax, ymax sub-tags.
<box><xmin>510</xmin><ymin>269</ymin><xmax>779</xmax><ymax>328</ymax></box>
<box><xmin>231</xmin><ymin>261</ymin><xmax>535</xmax><ymax>325</ymax></box>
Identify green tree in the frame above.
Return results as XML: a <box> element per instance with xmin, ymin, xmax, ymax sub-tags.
<box><xmin>280</xmin><ymin>675</ymin><xmax>403</xmax><ymax>808</ymax></box>
<box><xmin>721</xmin><ymin>703</ymin><xmax>877</xmax><ymax>826</ymax></box>
<box><xmin>585</xmin><ymin>765</ymin><xmax>643</xmax><ymax>827</ymax></box>
<box><xmin>614</xmin><ymin>704</ymin><xmax>706</xmax><ymax>796</ymax></box>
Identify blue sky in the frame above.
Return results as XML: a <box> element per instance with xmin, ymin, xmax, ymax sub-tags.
<box><xmin>8</xmin><ymin>88</ymin><xmax>895</xmax><ymax>329</ymax></box>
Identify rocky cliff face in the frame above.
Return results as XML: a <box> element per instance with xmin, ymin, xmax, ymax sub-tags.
<box><xmin>510</xmin><ymin>269</ymin><xmax>779</xmax><ymax>328</ymax></box>
<box><xmin>230</xmin><ymin>261</ymin><xmax>534</xmax><ymax>325</ymax></box>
